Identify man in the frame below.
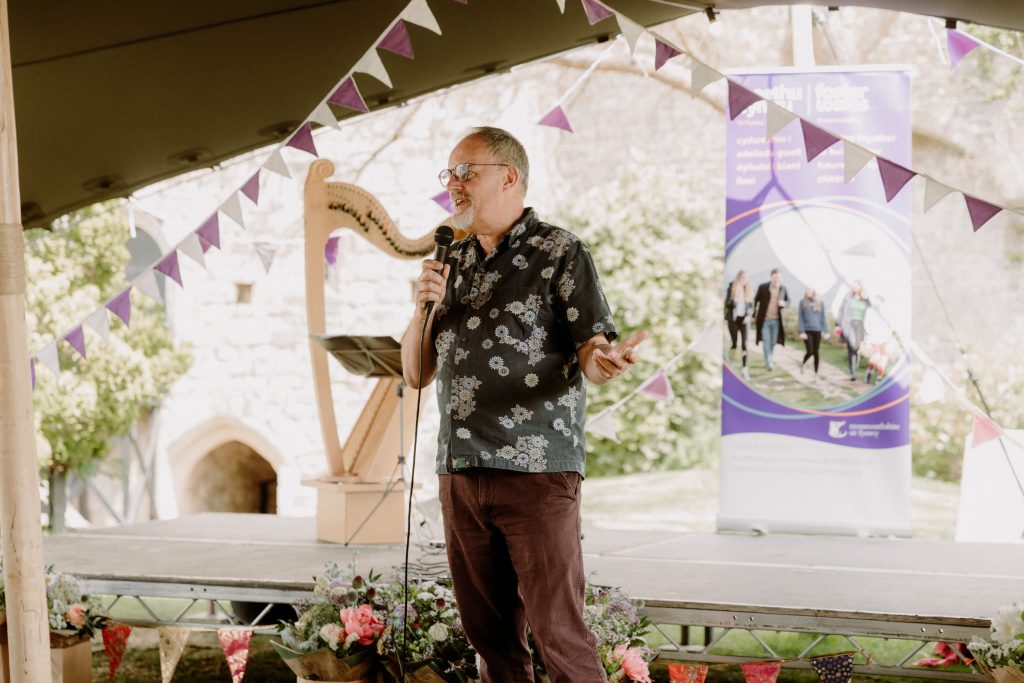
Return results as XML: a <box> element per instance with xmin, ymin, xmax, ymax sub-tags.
<box><xmin>753</xmin><ymin>268</ymin><xmax>789</xmax><ymax>371</ymax></box>
<box><xmin>401</xmin><ymin>127</ymin><xmax>645</xmax><ymax>682</ymax></box>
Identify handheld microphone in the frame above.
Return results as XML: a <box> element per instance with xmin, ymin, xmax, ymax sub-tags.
<box><xmin>425</xmin><ymin>226</ymin><xmax>455</xmax><ymax>316</ymax></box>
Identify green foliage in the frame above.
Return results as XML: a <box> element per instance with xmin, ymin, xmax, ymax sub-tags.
<box><xmin>25</xmin><ymin>203</ymin><xmax>192</xmax><ymax>477</ymax></box>
<box><xmin>555</xmin><ymin>169</ymin><xmax>721</xmax><ymax>477</ymax></box>
<box><xmin>969</xmin><ymin>27</ymin><xmax>1024</xmax><ymax>102</ymax></box>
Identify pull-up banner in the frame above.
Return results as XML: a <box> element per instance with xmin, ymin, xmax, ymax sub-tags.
<box><xmin>719</xmin><ymin>67</ymin><xmax>912</xmax><ymax>536</ymax></box>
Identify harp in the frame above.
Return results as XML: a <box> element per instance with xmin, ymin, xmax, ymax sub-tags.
<box><xmin>301</xmin><ymin>159</ymin><xmax>455</xmax><ymax>543</ymax></box>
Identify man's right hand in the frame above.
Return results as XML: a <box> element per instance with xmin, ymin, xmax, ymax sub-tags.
<box><xmin>414</xmin><ymin>259</ymin><xmax>451</xmax><ymax>318</ymax></box>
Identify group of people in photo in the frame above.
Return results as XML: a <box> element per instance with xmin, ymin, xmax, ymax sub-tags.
<box><xmin>725</xmin><ymin>269</ymin><xmax>892</xmax><ymax>390</ymax></box>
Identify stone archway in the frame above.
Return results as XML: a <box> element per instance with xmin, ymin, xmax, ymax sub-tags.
<box><xmin>184</xmin><ymin>441</ymin><xmax>277</xmax><ymax>514</ymax></box>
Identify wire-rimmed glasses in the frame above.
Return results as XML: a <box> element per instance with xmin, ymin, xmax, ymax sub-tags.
<box><xmin>438</xmin><ymin>162</ymin><xmax>509</xmax><ymax>188</ymax></box>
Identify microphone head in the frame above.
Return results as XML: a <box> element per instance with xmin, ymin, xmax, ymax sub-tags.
<box><xmin>434</xmin><ymin>225</ymin><xmax>455</xmax><ymax>247</ymax></box>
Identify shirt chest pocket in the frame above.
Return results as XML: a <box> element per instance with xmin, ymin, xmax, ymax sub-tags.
<box><xmin>486</xmin><ymin>287</ymin><xmax>554</xmax><ymax>366</ymax></box>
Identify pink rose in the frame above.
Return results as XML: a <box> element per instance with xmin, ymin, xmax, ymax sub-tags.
<box><xmin>339</xmin><ymin>604</ymin><xmax>384</xmax><ymax>646</ymax></box>
<box><xmin>66</xmin><ymin>603</ymin><xmax>86</xmax><ymax>629</ymax></box>
<box><xmin>613</xmin><ymin>645</ymin><xmax>651</xmax><ymax>683</ymax></box>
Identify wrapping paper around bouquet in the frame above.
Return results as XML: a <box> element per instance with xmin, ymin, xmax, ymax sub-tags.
<box><xmin>271</xmin><ymin>641</ymin><xmax>380</xmax><ymax>681</ymax></box>
<box><xmin>990</xmin><ymin>667</ymin><xmax>1024</xmax><ymax>683</ymax></box>
<box><xmin>382</xmin><ymin>658</ymin><xmax>463</xmax><ymax>683</ymax></box>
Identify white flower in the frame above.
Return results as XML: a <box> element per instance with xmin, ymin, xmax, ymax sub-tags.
<box><xmin>320</xmin><ymin>623</ymin><xmax>343</xmax><ymax>650</ymax></box>
<box><xmin>525</xmin><ymin>374</ymin><xmax>538</xmax><ymax>387</ymax></box>
<box><xmin>566</xmin><ymin>307</ymin><xmax>579</xmax><ymax>322</ymax></box>
<box><xmin>456</xmin><ymin>428</ymin><xmax>471</xmax><ymax>439</ymax></box>
<box><xmin>541</xmin><ymin>266</ymin><xmax>554</xmax><ymax>278</ymax></box>
<box><xmin>428</xmin><ymin>623</ymin><xmax>449</xmax><ymax>642</ymax></box>
<box><xmin>467</xmin><ymin>316</ymin><xmax>480</xmax><ymax>330</ymax></box>
<box><xmin>991</xmin><ymin>603</ymin><xmax>1024</xmax><ymax>644</ymax></box>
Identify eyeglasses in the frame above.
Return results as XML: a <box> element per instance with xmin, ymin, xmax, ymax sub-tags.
<box><xmin>438</xmin><ymin>162</ymin><xmax>509</xmax><ymax>188</ymax></box>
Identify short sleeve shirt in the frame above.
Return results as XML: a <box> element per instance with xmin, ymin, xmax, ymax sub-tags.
<box><xmin>431</xmin><ymin>208</ymin><xmax>616</xmax><ymax>476</ymax></box>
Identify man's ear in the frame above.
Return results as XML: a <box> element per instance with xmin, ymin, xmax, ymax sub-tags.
<box><xmin>503</xmin><ymin>165</ymin><xmax>519</xmax><ymax>191</ymax></box>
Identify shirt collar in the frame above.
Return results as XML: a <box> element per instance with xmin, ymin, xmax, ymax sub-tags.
<box><xmin>470</xmin><ymin>207</ymin><xmax>539</xmax><ymax>262</ymax></box>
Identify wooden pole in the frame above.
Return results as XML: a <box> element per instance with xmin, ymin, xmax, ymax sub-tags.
<box><xmin>0</xmin><ymin>0</ymin><xmax>55</xmax><ymax>679</ymax></box>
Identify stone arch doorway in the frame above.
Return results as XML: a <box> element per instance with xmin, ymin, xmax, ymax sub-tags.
<box><xmin>184</xmin><ymin>441</ymin><xmax>277</xmax><ymax>514</ymax></box>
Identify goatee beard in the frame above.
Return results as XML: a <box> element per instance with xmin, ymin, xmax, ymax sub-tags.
<box><xmin>451</xmin><ymin>205</ymin><xmax>474</xmax><ymax>231</ymax></box>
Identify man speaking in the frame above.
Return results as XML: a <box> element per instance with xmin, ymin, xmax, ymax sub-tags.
<box><xmin>401</xmin><ymin>127</ymin><xmax>645</xmax><ymax>682</ymax></box>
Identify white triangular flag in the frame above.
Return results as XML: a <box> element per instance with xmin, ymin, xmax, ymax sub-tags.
<box><xmin>765</xmin><ymin>101</ymin><xmax>797</xmax><ymax>138</ymax></box>
<box><xmin>401</xmin><ymin>0</ymin><xmax>441</xmax><ymax>34</ymax></box>
<box><xmin>253</xmin><ymin>242</ymin><xmax>278</xmax><ymax>273</ymax></box>
<box><xmin>135</xmin><ymin>270</ymin><xmax>164</xmax><ymax>306</ymax></box>
<box><xmin>555</xmin><ymin>0</ymin><xmax>566</xmax><ymax>12</ymax></box>
<box><xmin>586</xmin><ymin>411</ymin><xmax>619</xmax><ymax>442</ymax></box>
<box><xmin>220</xmin><ymin>192</ymin><xmax>246</xmax><ymax>230</ymax></box>
<box><xmin>690</xmin><ymin>60</ymin><xmax>722</xmax><ymax>97</ymax></box>
<box><xmin>85</xmin><ymin>308</ymin><xmax>110</xmax><ymax>343</ymax></box>
<box><xmin>687</xmin><ymin>321</ymin><xmax>721</xmax><ymax>359</ymax></box>
<box><xmin>355</xmin><ymin>48</ymin><xmax>392</xmax><ymax>88</ymax></box>
<box><xmin>923</xmin><ymin>176</ymin><xmax>956</xmax><ymax>212</ymax></box>
<box><xmin>917</xmin><ymin>367</ymin><xmax>946</xmax><ymax>405</ymax></box>
<box><xmin>616</xmin><ymin>13</ymin><xmax>645</xmax><ymax>55</ymax></box>
<box><xmin>158</xmin><ymin>627</ymin><xmax>190</xmax><ymax>683</ymax></box>
<box><xmin>37</xmin><ymin>341</ymin><xmax>60</xmax><ymax>377</ymax></box>
<box><xmin>310</xmin><ymin>101</ymin><xmax>340</xmax><ymax>130</ymax></box>
<box><xmin>263</xmin><ymin>148</ymin><xmax>292</xmax><ymax>179</ymax></box>
<box><xmin>179</xmin><ymin>233</ymin><xmax>207</xmax><ymax>269</ymax></box>
<box><xmin>843</xmin><ymin>142</ymin><xmax>875</xmax><ymax>183</ymax></box>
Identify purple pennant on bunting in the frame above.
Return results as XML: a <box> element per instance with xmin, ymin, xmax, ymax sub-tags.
<box><xmin>432</xmin><ymin>190</ymin><xmax>454</xmax><ymax>214</ymax></box>
<box><xmin>155</xmin><ymin>251</ymin><xmax>183</xmax><ymax>288</ymax></box>
<box><xmin>800</xmin><ymin>120</ymin><xmax>840</xmax><ymax>162</ymax></box>
<box><xmin>324</xmin><ymin>236</ymin><xmax>340</xmax><ymax>267</ymax></box>
<box><xmin>964</xmin><ymin>194</ymin><xmax>1003</xmax><ymax>232</ymax></box>
<box><xmin>379</xmin><ymin>20</ymin><xmax>414</xmax><ymax>58</ymax></box>
<box><xmin>876</xmin><ymin>157</ymin><xmax>916</xmax><ymax>202</ymax></box>
<box><xmin>538</xmin><ymin>105</ymin><xmax>573</xmax><ymax>132</ymax></box>
<box><xmin>329</xmin><ymin>77</ymin><xmax>370</xmax><ymax>113</ymax></box>
<box><xmin>197</xmin><ymin>214</ymin><xmax>220</xmax><ymax>251</ymax></box>
<box><xmin>654</xmin><ymin>39</ymin><xmax>682</xmax><ymax>71</ymax></box>
<box><xmin>286</xmin><ymin>123</ymin><xmax>318</xmax><ymax>158</ymax></box>
<box><xmin>638</xmin><ymin>369</ymin><xmax>674</xmax><ymax>402</ymax></box>
<box><xmin>728</xmin><ymin>80</ymin><xmax>762</xmax><ymax>120</ymax></box>
<box><xmin>580</xmin><ymin>0</ymin><xmax>613</xmax><ymax>25</ymax></box>
<box><xmin>947</xmin><ymin>29</ymin><xmax>981</xmax><ymax>69</ymax></box>
<box><xmin>241</xmin><ymin>171</ymin><xmax>260</xmax><ymax>205</ymax></box>
<box><xmin>106</xmin><ymin>289</ymin><xmax>132</xmax><ymax>326</ymax></box>
<box><xmin>64</xmin><ymin>326</ymin><xmax>87</xmax><ymax>360</ymax></box>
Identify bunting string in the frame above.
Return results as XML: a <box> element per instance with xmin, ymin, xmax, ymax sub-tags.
<box><xmin>941</xmin><ymin>23</ymin><xmax>1024</xmax><ymax>69</ymax></box>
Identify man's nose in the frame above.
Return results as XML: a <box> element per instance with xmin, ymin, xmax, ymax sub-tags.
<box><xmin>446</xmin><ymin>174</ymin><xmax>462</xmax><ymax>191</ymax></box>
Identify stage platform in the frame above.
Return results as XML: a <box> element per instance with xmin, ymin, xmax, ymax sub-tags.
<box><xmin>42</xmin><ymin>513</ymin><xmax>1024</xmax><ymax>680</ymax></box>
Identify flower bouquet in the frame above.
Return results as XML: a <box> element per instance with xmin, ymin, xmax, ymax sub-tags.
<box><xmin>970</xmin><ymin>599</ymin><xmax>1024</xmax><ymax>683</ymax></box>
<box><xmin>273</xmin><ymin>562</ymin><xmax>387</xmax><ymax>682</ymax></box>
<box><xmin>378</xmin><ymin>579</ymin><xmax>478</xmax><ymax>683</ymax></box>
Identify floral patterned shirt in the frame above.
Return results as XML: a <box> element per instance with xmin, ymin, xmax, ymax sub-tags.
<box><xmin>431</xmin><ymin>208</ymin><xmax>616</xmax><ymax>476</ymax></box>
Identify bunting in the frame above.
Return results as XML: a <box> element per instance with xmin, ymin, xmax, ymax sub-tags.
<box><xmin>432</xmin><ymin>190</ymin><xmax>454</xmax><ymax>214</ymax></box>
<box><xmin>923</xmin><ymin>177</ymin><xmax>956</xmax><ymax>212</ymax></box>
<box><xmin>196</xmin><ymin>214</ymin><xmax>221</xmax><ymax>250</ymax></box>
<box><xmin>842</xmin><ymin>142</ymin><xmax>875</xmax><ymax>183</ymax></box>
<box><xmin>964</xmin><ymin>194</ymin><xmax>1003</xmax><ymax>232</ymax></box>
<box><xmin>538</xmin><ymin>105</ymin><xmax>573</xmax><ymax>132</ymax></box>
<box><xmin>103</xmin><ymin>622</ymin><xmax>132</xmax><ymax>682</ymax></box>
<box><xmin>63</xmin><ymin>326</ymin><xmax>87</xmax><ymax>360</ymax></box>
<box><xmin>240</xmin><ymin>171</ymin><xmax>261</xmax><ymax>205</ymax></box>
<box><xmin>638</xmin><ymin>369</ymin><xmax>674</xmax><ymax>402</ymax></box>
<box><xmin>329</xmin><ymin>77</ymin><xmax>370</xmax><ymax>114</ymax></box>
<box><xmin>876</xmin><ymin>157</ymin><xmax>915</xmax><ymax>202</ymax></box>
<box><xmin>286</xmin><ymin>122</ymin><xmax>319</xmax><ymax>158</ymax></box>
<box><xmin>106</xmin><ymin>289</ymin><xmax>132</xmax><ymax>326</ymax></box>
<box><xmin>218</xmin><ymin>628</ymin><xmax>253</xmax><ymax>683</ymax></box>
<box><xmin>586</xmin><ymin>410</ymin><xmax>620</xmax><ymax>442</ymax></box>
<box><xmin>800</xmin><ymin>120</ymin><xmax>840</xmax><ymax>162</ymax></box>
<box><xmin>253</xmin><ymin>242</ymin><xmax>279</xmax><ymax>274</ymax></box>
<box><xmin>401</xmin><ymin>0</ymin><xmax>442</xmax><ymax>34</ymax></box>
<box><xmin>581</xmin><ymin>0</ymin><xmax>613</xmax><ymax>25</ymax></box>
<box><xmin>668</xmin><ymin>663</ymin><xmax>709</xmax><ymax>683</ymax></box>
<box><xmin>155</xmin><ymin>252</ymin><xmax>183</xmax><ymax>288</ymax></box>
<box><xmin>809</xmin><ymin>653</ymin><xmax>854</xmax><ymax>683</ymax></box>
<box><xmin>379</xmin><ymin>20</ymin><xmax>415</xmax><ymax>59</ymax></box>
<box><xmin>765</xmin><ymin>101</ymin><xmax>797</xmax><ymax>139</ymax></box>
<box><xmin>158</xmin><ymin>627</ymin><xmax>190</xmax><ymax>683</ymax></box>
<box><xmin>616</xmin><ymin>13</ymin><xmax>646</xmax><ymax>55</ymax></box>
<box><xmin>972</xmin><ymin>414</ymin><xmax>1003</xmax><ymax>449</ymax></box>
<box><xmin>727</xmin><ymin>81</ymin><xmax>762</xmax><ymax>120</ymax></box>
<box><xmin>354</xmin><ymin>48</ymin><xmax>393</xmax><ymax>88</ymax></box>
<box><xmin>654</xmin><ymin>38</ymin><xmax>682</xmax><ymax>71</ymax></box>
<box><xmin>309</xmin><ymin>101</ymin><xmax>340</xmax><ymax>130</ymax></box>
<box><xmin>220</xmin><ymin>192</ymin><xmax>247</xmax><ymax>230</ymax></box>
<box><xmin>37</xmin><ymin>341</ymin><xmax>60</xmax><ymax>377</ymax></box>
<box><xmin>134</xmin><ymin>270</ymin><xmax>164</xmax><ymax>306</ymax></box>
<box><xmin>916</xmin><ymin>367</ymin><xmax>946</xmax><ymax>404</ymax></box>
<box><xmin>690</xmin><ymin>60</ymin><xmax>722</xmax><ymax>97</ymax></box>
<box><xmin>946</xmin><ymin>29</ymin><xmax>981</xmax><ymax>68</ymax></box>
<box><xmin>85</xmin><ymin>308</ymin><xmax>111</xmax><ymax>343</ymax></box>
<box><xmin>740</xmin><ymin>661</ymin><xmax>782</xmax><ymax>683</ymax></box>
<box><xmin>179</xmin><ymin>233</ymin><xmax>207</xmax><ymax>269</ymax></box>
<box><xmin>263</xmin><ymin>149</ymin><xmax>292</xmax><ymax>179</ymax></box>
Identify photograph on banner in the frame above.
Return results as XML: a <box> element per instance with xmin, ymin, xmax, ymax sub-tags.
<box><xmin>719</xmin><ymin>66</ymin><xmax>914</xmax><ymax>536</ymax></box>
<box><xmin>723</xmin><ymin>200</ymin><xmax>908</xmax><ymax>409</ymax></box>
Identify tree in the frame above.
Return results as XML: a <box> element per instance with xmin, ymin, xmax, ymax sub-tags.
<box><xmin>555</xmin><ymin>168</ymin><xmax>722</xmax><ymax>476</ymax></box>
<box><xmin>25</xmin><ymin>203</ymin><xmax>192</xmax><ymax>527</ymax></box>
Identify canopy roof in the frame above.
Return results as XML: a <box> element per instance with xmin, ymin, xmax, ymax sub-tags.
<box><xmin>10</xmin><ymin>0</ymin><xmax>1020</xmax><ymax>228</ymax></box>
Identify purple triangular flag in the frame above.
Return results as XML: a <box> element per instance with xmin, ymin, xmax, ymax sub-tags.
<box><xmin>581</xmin><ymin>0</ymin><xmax>613</xmax><ymax>25</ymax></box>
<box><xmin>728</xmin><ymin>81</ymin><xmax>762</xmax><ymax>120</ymax></box>
<box><xmin>638</xmin><ymin>369</ymin><xmax>674</xmax><ymax>402</ymax></box>
<box><xmin>538</xmin><ymin>105</ymin><xmax>573</xmax><ymax>132</ymax></box>
<box><xmin>876</xmin><ymin>157</ymin><xmax>916</xmax><ymax>202</ymax></box>
<box><xmin>106</xmin><ymin>289</ymin><xmax>132</xmax><ymax>326</ymax></box>
<box><xmin>654</xmin><ymin>39</ymin><xmax>681</xmax><ymax>72</ymax></box>
<box><xmin>196</xmin><ymin>214</ymin><xmax>220</xmax><ymax>251</ymax></box>
<box><xmin>155</xmin><ymin>251</ymin><xmax>183</xmax><ymax>288</ymax></box>
<box><xmin>241</xmin><ymin>171</ymin><xmax>260</xmax><ymax>205</ymax></box>
<box><xmin>64</xmin><ymin>326</ymin><xmax>87</xmax><ymax>360</ymax></box>
<box><xmin>964</xmin><ymin>194</ymin><xmax>1003</xmax><ymax>232</ymax></box>
<box><xmin>325</xmin><ymin>236</ymin><xmax>340</xmax><ymax>267</ymax></box>
<box><xmin>800</xmin><ymin>120</ymin><xmax>840</xmax><ymax>162</ymax></box>
<box><xmin>329</xmin><ymin>77</ymin><xmax>369</xmax><ymax>113</ymax></box>
<box><xmin>432</xmin><ymin>190</ymin><xmax>454</xmax><ymax>214</ymax></box>
<box><xmin>286</xmin><ymin>123</ymin><xmax>318</xmax><ymax>158</ymax></box>
<box><xmin>30</xmin><ymin>357</ymin><xmax>35</xmax><ymax>390</ymax></box>
<box><xmin>947</xmin><ymin>29</ymin><xmax>981</xmax><ymax>69</ymax></box>
<box><xmin>379</xmin><ymin>20</ymin><xmax>414</xmax><ymax>58</ymax></box>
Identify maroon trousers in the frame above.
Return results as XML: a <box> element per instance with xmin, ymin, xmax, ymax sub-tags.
<box><xmin>439</xmin><ymin>469</ymin><xmax>607</xmax><ymax>683</ymax></box>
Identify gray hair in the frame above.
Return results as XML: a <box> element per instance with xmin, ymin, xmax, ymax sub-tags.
<box><xmin>467</xmin><ymin>126</ymin><xmax>530</xmax><ymax>192</ymax></box>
